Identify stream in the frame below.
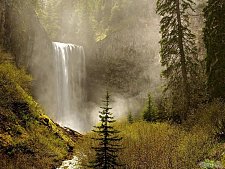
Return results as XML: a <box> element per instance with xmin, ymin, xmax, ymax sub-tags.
<box><xmin>57</xmin><ymin>156</ymin><xmax>81</xmax><ymax>169</ymax></box>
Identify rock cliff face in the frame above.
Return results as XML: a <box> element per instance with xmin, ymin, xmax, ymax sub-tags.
<box><xmin>0</xmin><ymin>0</ymin><xmax>56</xmax><ymax>115</ymax></box>
<box><xmin>0</xmin><ymin>0</ymin><xmax>35</xmax><ymax>66</ymax></box>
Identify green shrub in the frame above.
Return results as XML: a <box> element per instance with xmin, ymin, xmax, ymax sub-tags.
<box><xmin>0</xmin><ymin>63</ymin><xmax>32</xmax><ymax>107</ymax></box>
<box><xmin>74</xmin><ymin>121</ymin><xmax>214</xmax><ymax>169</ymax></box>
<box><xmin>186</xmin><ymin>100</ymin><xmax>225</xmax><ymax>138</ymax></box>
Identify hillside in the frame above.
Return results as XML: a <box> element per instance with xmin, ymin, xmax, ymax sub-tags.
<box><xmin>0</xmin><ymin>52</ymin><xmax>81</xmax><ymax>168</ymax></box>
<box><xmin>0</xmin><ymin>1</ymin><xmax>81</xmax><ymax>168</ymax></box>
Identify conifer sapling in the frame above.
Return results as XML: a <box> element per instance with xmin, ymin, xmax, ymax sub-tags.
<box><xmin>90</xmin><ymin>91</ymin><xmax>123</xmax><ymax>169</ymax></box>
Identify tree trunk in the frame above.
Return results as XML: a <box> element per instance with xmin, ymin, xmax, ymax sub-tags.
<box><xmin>175</xmin><ymin>0</ymin><xmax>190</xmax><ymax>119</ymax></box>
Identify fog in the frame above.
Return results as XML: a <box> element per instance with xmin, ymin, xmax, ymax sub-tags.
<box><xmin>29</xmin><ymin>0</ymin><xmax>163</xmax><ymax>132</ymax></box>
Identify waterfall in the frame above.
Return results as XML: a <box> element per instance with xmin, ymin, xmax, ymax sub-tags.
<box><xmin>52</xmin><ymin>42</ymin><xmax>86</xmax><ymax>131</ymax></box>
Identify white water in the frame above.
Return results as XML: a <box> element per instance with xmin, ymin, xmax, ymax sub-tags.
<box><xmin>57</xmin><ymin>156</ymin><xmax>81</xmax><ymax>169</ymax></box>
<box><xmin>52</xmin><ymin>42</ymin><xmax>86</xmax><ymax>131</ymax></box>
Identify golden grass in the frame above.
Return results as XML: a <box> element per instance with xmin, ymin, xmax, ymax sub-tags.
<box><xmin>74</xmin><ymin>121</ymin><xmax>214</xmax><ymax>169</ymax></box>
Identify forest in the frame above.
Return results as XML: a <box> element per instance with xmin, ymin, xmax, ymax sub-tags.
<box><xmin>0</xmin><ymin>0</ymin><xmax>225</xmax><ymax>168</ymax></box>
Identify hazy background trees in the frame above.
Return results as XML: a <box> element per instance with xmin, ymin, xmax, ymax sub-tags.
<box><xmin>31</xmin><ymin>0</ymin><xmax>223</xmax><ymax>122</ymax></box>
<box><xmin>32</xmin><ymin>0</ymin><xmax>162</xmax><ymax>118</ymax></box>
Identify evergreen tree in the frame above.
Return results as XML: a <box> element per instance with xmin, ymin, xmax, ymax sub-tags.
<box><xmin>143</xmin><ymin>94</ymin><xmax>157</xmax><ymax>122</ymax></box>
<box><xmin>127</xmin><ymin>112</ymin><xmax>134</xmax><ymax>124</ymax></box>
<box><xmin>203</xmin><ymin>0</ymin><xmax>225</xmax><ymax>99</ymax></box>
<box><xmin>156</xmin><ymin>0</ymin><xmax>199</xmax><ymax>119</ymax></box>
<box><xmin>90</xmin><ymin>91</ymin><xmax>123</xmax><ymax>169</ymax></box>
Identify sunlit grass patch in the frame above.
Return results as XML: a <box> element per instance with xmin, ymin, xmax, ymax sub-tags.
<box><xmin>74</xmin><ymin>121</ymin><xmax>214</xmax><ymax>169</ymax></box>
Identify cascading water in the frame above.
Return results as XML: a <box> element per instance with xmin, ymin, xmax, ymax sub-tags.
<box><xmin>52</xmin><ymin>42</ymin><xmax>86</xmax><ymax>131</ymax></box>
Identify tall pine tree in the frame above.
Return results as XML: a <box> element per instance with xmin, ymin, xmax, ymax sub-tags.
<box><xmin>90</xmin><ymin>91</ymin><xmax>123</xmax><ymax>169</ymax></box>
<box><xmin>203</xmin><ymin>0</ymin><xmax>225</xmax><ymax>99</ymax></box>
<box><xmin>156</xmin><ymin>0</ymin><xmax>199</xmax><ymax>120</ymax></box>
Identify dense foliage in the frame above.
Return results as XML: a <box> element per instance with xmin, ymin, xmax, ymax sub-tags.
<box><xmin>75</xmin><ymin>120</ymin><xmax>217</xmax><ymax>169</ymax></box>
<box><xmin>143</xmin><ymin>94</ymin><xmax>157</xmax><ymax>122</ymax></box>
<box><xmin>203</xmin><ymin>0</ymin><xmax>225</xmax><ymax>99</ymax></box>
<box><xmin>156</xmin><ymin>0</ymin><xmax>199</xmax><ymax>120</ymax></box>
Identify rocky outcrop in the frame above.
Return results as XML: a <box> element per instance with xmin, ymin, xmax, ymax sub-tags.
<box><xmin>0</xmin><ymin>0</ymin><xmax>57</xmax><ymax>114</ymax></box>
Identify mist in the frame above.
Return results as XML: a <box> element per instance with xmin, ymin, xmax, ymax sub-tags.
<box><xmin>23</xmin><ymin>0</ymin><xmax>164</xmax><ymax>132</ymax></box>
